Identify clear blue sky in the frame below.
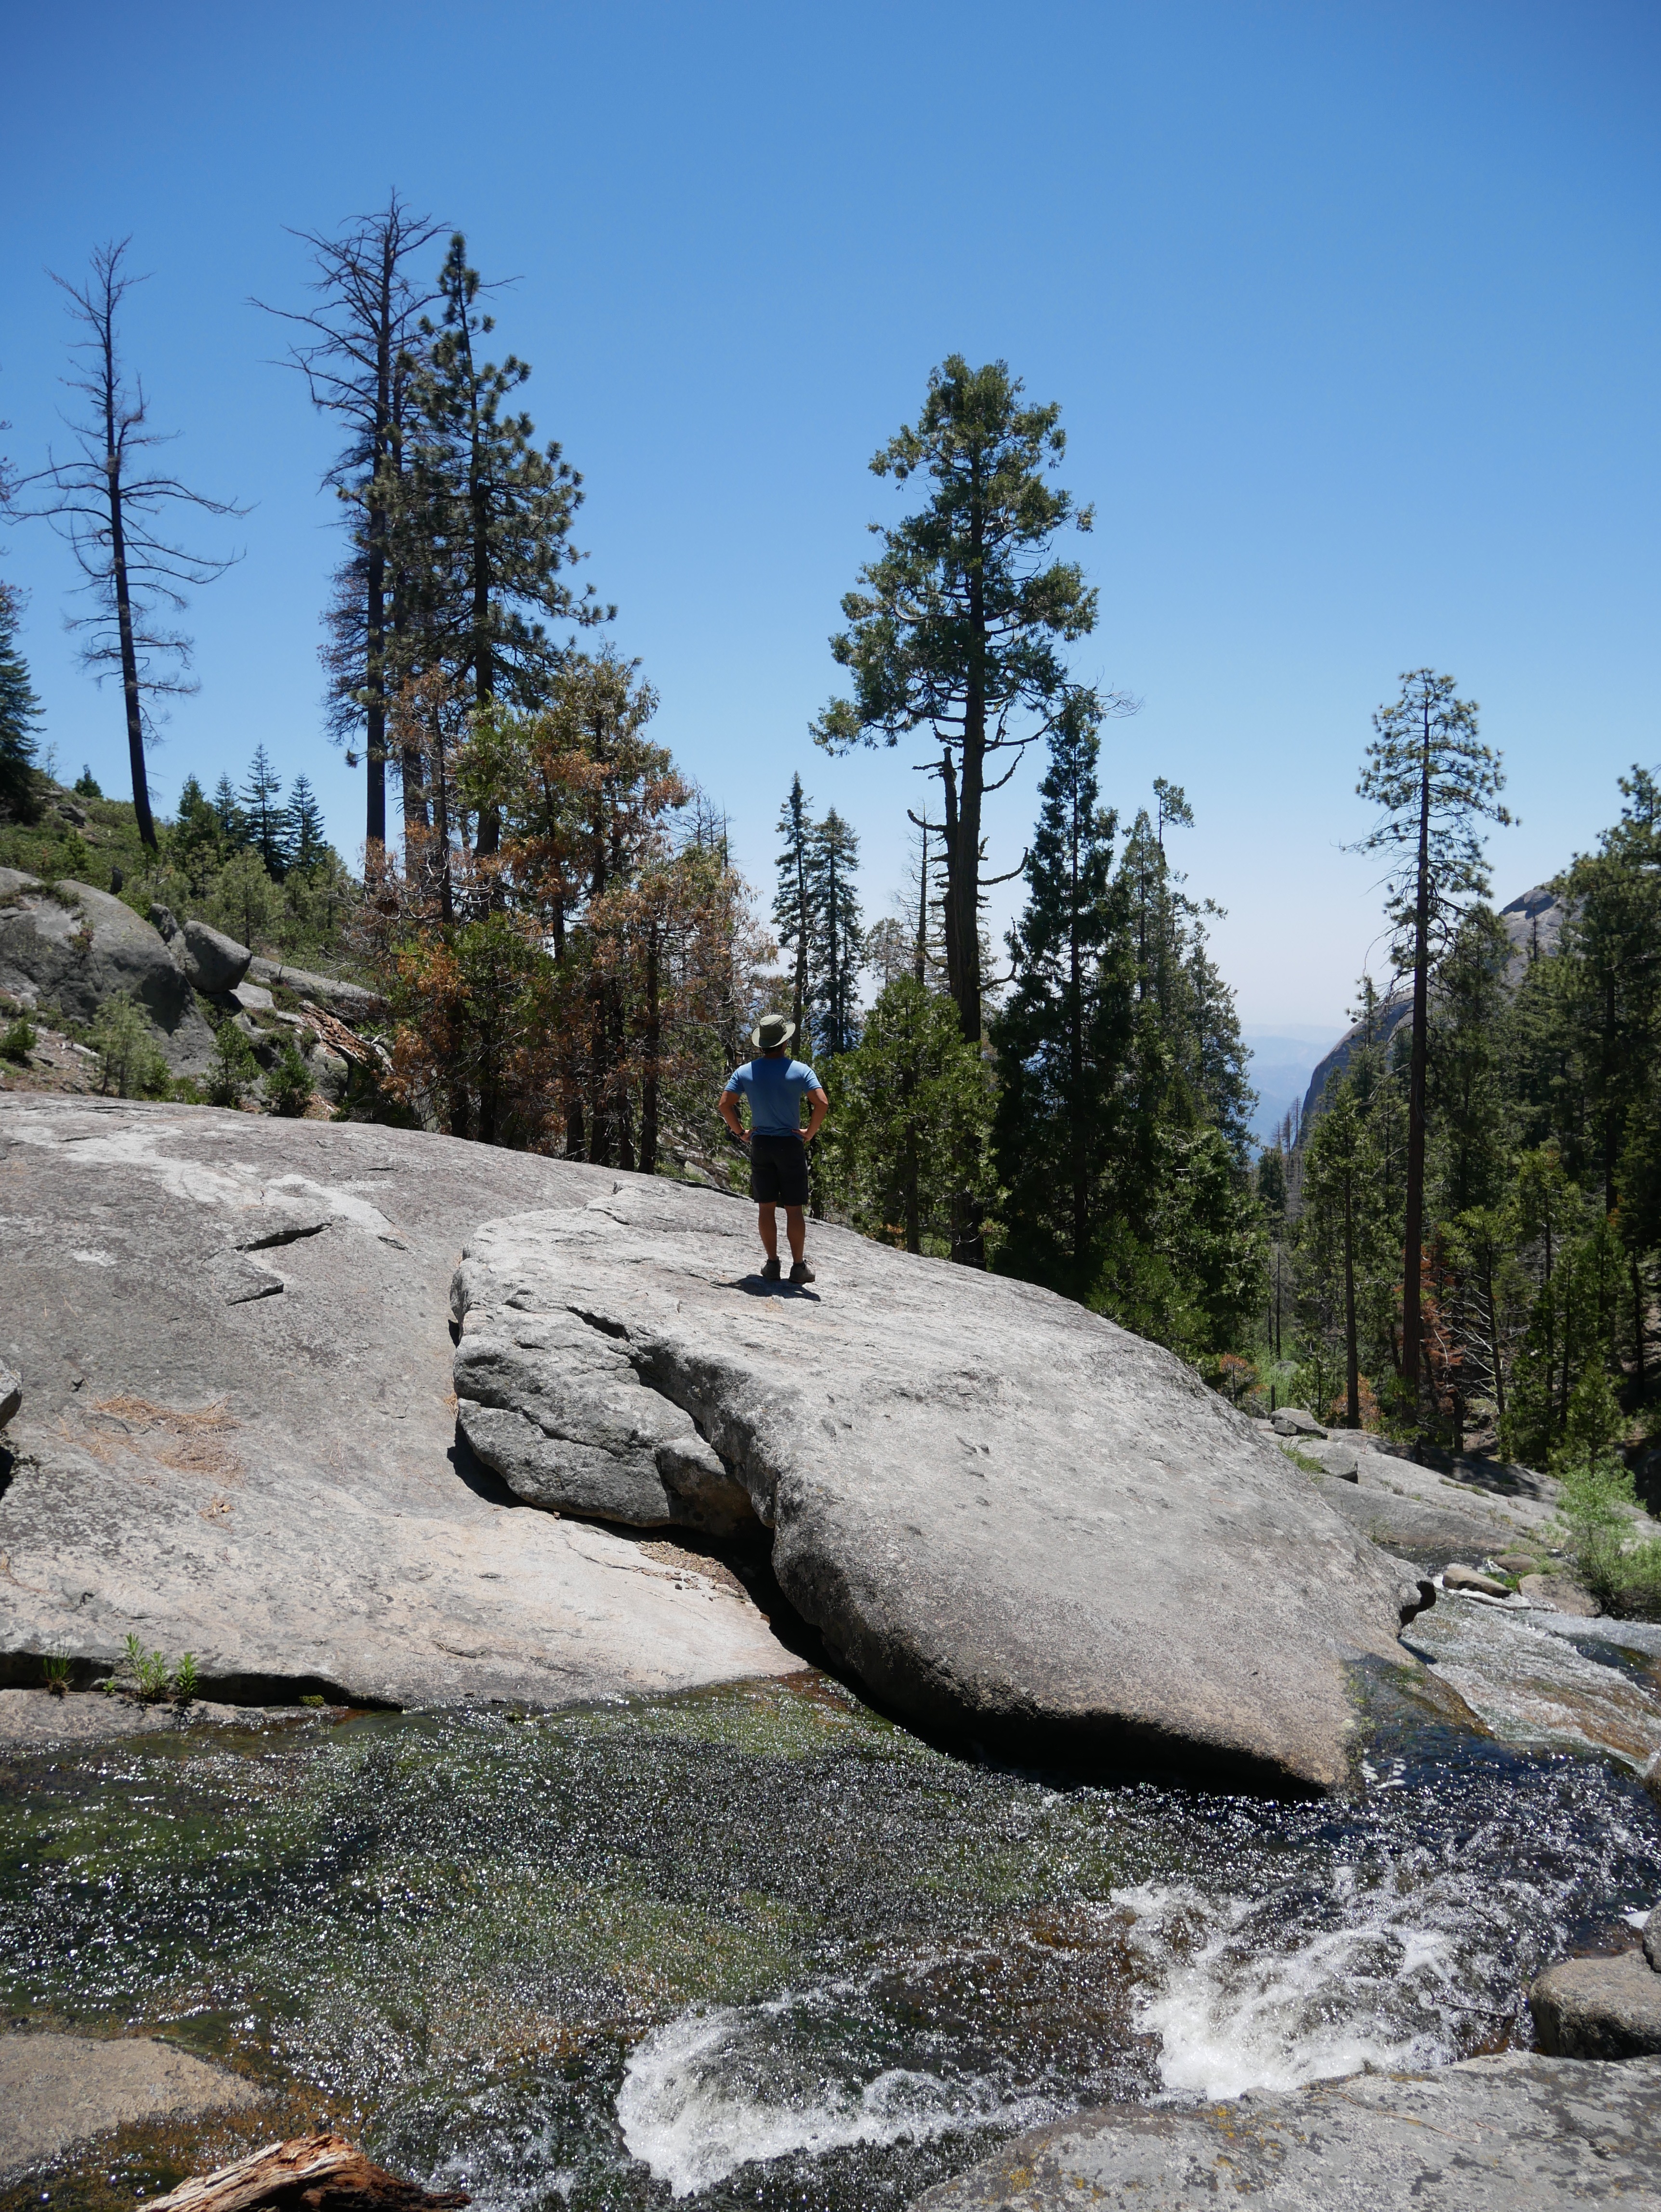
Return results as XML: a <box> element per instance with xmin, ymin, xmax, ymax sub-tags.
<box><xmin>3</xmin><ymin>0</ymin><xmax>1656</xmax><ymax>1030</ymax></box>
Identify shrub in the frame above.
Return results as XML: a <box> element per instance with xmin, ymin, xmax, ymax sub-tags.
<box><xmin>266</xmin><ymin>1038</ymin><xmax>314</xmax><ymax>1118</ymax></box>
<box><xmin>41</xmin><ymin>1655</ymin><xmax>71</xmax><ymax>1697</ymax></box>
<box><xmin>90</xmin><ymin>995</ymin><xmax>171</xmax><ymax>1099</ymax></box>
<box><xmin>206</xmin><ymin>1019</ymin><xmax>259</xmax><ymax>1108</ymax></box>
<box><xmin>1552</xmin><ymin>1450</ymin><xmax>1661</xmax><ymax>1620</ymax></box>
<box><xmin>1</xmin><ymin>1016</ymin><xmax>36</xmax><ymax>1061</ymax></box>
<box><xmin>108</xmin><ymin>1632</ymin><xmax>199</xmax><ymax>1703</ymax></box>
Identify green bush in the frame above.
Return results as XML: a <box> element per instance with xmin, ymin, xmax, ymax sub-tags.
<box><xmin>90</xmin><ymin>995</ymin><xmax>171</xmax><ymax>1099</ymax></box>
<box><xmin>206</xmin><ymin>1019</ymin><xmax>259</xmax><ymax>1108</ymax></box>
<box><xmin>1552</xmin><ymin>1450</ymin><xmax>1661</xmax><ymax>1619</ymax></box>
<box><xmin>266</xmin><ymin>1038</ymin><xmax>314</xmax><ymax>1118</ymax></box>
<box><xmin>1</xmin><ymin>1016</ymin><xmax>36</xmax><ymax>1061</ymax></box>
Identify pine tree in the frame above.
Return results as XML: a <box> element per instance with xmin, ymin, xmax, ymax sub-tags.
<box><xmin>0</xmin><ymin>580</ymin><xmax>41</xmax><ymax>820</ymax></box>
<box><xmin>773</xmin><ymin>774</ymin><xmax>814</xmax><ymax>1052</ymax></box>
<box><xmin>240</xmin><ymin>746</ymin><xmax>286</xmax><ymax>876</ymax></box>
<box><xmin>992</xmin><ymin>692</ymin><xmax>1131</xmax><ymax>1293</ymax></box>
<box><xmin>257</xmin><ymin>195</ymin><xmax>445</xmax><ymax>853</ymax></box>
<box><xmin>818</xmin><ymin>976</ymin><xmax>995</xmax><ymax>1256</ymax></box>
<box><xmin>212</xmin><ymin>774</ymin><xmax>249</xmax><ymax>846</ymax></box>
<box><xmin>403</xmin><ymin>234</ymin><xmax>612</xmax><ymax>853</ymax></box>
<box><xmin>171</xmin><ymin>772</ymin><xmax>225</xmax><ymax>891</ymax></box>
<box><xmin>284</xmin><ymin>773</ymin><xmax>329</xmax><ymax>874</ymax></box>
<box><xmin>1349</xmin><ymin>670</ymin><xmax>1511</xmax><ymax>1415</ymax></box>
<box><xmin>813</xmin><ymin>356</ymin><xmax>1110</xmax><ymax>1047</ymax></box>
<box><xmin>805</xmin><ymin>807</ymin><xmax>863</xmax><ymax>1057</ymax></box>
<box><xmin>15</xmin><ymin>241</ymin><xmax>245</xmax><ymax>848</ymax></box>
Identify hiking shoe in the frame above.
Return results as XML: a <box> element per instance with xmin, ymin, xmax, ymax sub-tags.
<box><xmin>789</xmin><ymin>1260</ymin><xmax>816</xmax><ymax>1285</ymax></box>
<box><xmin>760</xmin><ymin>1256</ymin><xmax>782</xmax><ymax>1281</ymax></box>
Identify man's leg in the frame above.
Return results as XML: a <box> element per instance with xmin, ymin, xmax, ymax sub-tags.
<box><xmin>757</xmin><ymin>1204</ymin><xmax>779</xmax><ymax>1261</ymax></box>
<box><xmin>784</xmin><ymin>1207</ymin><xmax>806</xmax><ymax>1263</ymax></box>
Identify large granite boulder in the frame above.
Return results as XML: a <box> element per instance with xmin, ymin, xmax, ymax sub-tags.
<box><xmin>0</xmin><ymin>870</ymin><xmax>214</xmax><ymax>1070</ymax></box>
<box><xmin>179</xmin><ymin>917</ymin><xmax>253</xmax><ymax>995</ymax></box>
<box><xmin>0</xmin><ymin>1096</ymin><xmax>795</xmax><ymax>1708</ymax></box>
<box><xmin>450</xmin><ymin>1181</ymin><xmax>1435</xmax><ymax>1792</ymax></box>
<box><xmin>912</xmin><ymin>2053</ymin><xmax>1661</xmax><ymax>2210</ymax></box>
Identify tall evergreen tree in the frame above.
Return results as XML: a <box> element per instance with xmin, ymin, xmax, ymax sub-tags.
<box><xmin>992</xmin><ymin>693</ymin><xmax>1130</xmax><ymax>1291</ymax></box>
<box><xmin>773</xmin><ymin>774</ymin><xmax>814</xmax><ymax>1052</ymax></box>
<box><xmin>818</xmin><ymin>975</ymin><xmax>996</xmax><ymax>1258</ymax></box>
<box><xmin>805</xmin><ymin>807</ymin><xmax>863</xmax><ymax>1057</ymax></box>
<box><xmin>0</xmin><ymin>579</ymin><xmax>41</xmax><ymax>821</ymax></box>
<box><xmin>258</xmin><ymin>195</ymin><xmax>444</xmax><ymax>852</ymax></box>
<box><xmin>240</xmin><ymin>746</ymin><xmax>286</xmax><ymax>876</ymax></box>
<box><xmin>813</xmin><ymin>356</ymin><xmax>1110</xmax><ymax>1047</ymax></box>
<box><xmin>1349</xmin><ymin>670</ymin><xmax>1510</xmax><ymax>1416</ymax></box>
<box><xmin>403</xmin><ymin>234</ymin><xmax>612</xmax><ymax>853</ymax></box>
<box><xmin>212</xmin><ymin>773</ymin><xmax>249</xmax><ymax>845</ymax></box>
<box><xmin>171</xmin><ymin>772</ymin><xmax>225</xmax><ymax>891</ymax></box>
<box><xmin>283</xmin><ymin>773</ymin><xmax>329</xmax><ymax>874</ymax></box>
<box><xmin>16</xmin><ymin>240</ymin><xmax>245</xmax><ymax>848</ymax></box>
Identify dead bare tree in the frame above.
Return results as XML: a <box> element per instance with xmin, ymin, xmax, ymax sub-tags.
<box><xmin>17</xmin><ymin>239</ymin><xmax>245</xmax><ymax>848</ymax></box>
<box><xmin>254</xmin><ymin>194</ymin><xmax>444</xmax><ymax>855</ymax></box>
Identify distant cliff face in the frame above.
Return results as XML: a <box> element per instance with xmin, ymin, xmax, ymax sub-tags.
<box><xmin>1297</xmin><ymin>885</ymin><xmax>1568</xmax><ymax>1133</ymax></box>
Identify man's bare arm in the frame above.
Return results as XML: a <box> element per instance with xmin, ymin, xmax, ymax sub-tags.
<box><xmin>802</xmin><ymin>1087</ymin><xmax>829</xmax><ymax>1143</ymax></box>
<box><xmin>718</xmin><ymin>1089</ymin><xmax>748</xmax><ymax>1141</ymax></box>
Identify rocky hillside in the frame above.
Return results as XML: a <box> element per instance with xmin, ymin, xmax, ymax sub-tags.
<box><xmin>1298</xmin><ymin>882</ymin><xmax>1568</xmax><ymax>1132</ymax></box>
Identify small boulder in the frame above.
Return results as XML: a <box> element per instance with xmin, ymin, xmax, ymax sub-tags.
<box><xmin>148</xmin><ymin>902</ymin><xmax>181</xmax><ymax>943</ymax></box>
<box><xmin>1444</xmin><ymin>1562</ymin><xmax>1512</xmax><ymax>1597</ymax></box>
<box><xmin>1306</xmin><ymin>1438</ymin><xmax>1360</xmax><ymax>1481</ymax></box>
<box><xmin>180</xmin><ymin>918</ymin><xmax>252</xmax><ymax>996</ymax></box>
<box><xmin>1271</xmin><ymin>1406</ymin><xmax>1327</xmax><ymax>1438</ymax></box>
<box><xmin>0</xmin><ymin>1361</ymin><xmax>19</xmax><ymax>1431</ymax></box>
<box><xmin>1530</xmin><ymin>1949</ymin><xmax>1661</xmax><ymax>2059</ymax></box>
<box><xmin>1647</xmin><ymin>1906</ymin><xmax>1661</xmax><ymax>1972</ymax></box>
<box><xmin>1495</xmin><ymin>1551</ymin><xmax>1541</xmax><ymax>1575</ymax></box>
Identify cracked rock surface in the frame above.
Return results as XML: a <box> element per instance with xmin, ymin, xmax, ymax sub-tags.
<box><xmin>452</xmin><ymin>1179</ymin><xmax>1432</xmax><ymax>1791</ymax></box>
<box><xmin>0</xmin><ymin>1096</ymin><xmax>796</xmax><ymax>1707</ymax></box>
<box><xmin>910</xmin><ymin>2053</ymin><xmax>1661</xmax><ymax>2209</ymax></box>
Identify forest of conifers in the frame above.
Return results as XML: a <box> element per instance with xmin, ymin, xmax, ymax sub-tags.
<box><xmin>2</xmin><ymin>201</ymin><xmax>1658</xmax><ymax>1487</ymax></box>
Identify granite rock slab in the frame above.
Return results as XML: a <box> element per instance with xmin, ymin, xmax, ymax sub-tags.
<box><xmin>451</xmin><ymin>1180</ymin><xmax>1434</xmax><ymax>1792</ymax></box>
<box><xmin>912</xmin><ymin>2053</ymin><xmax>1661</xmax><ymax>2210</ymax></box>
<box><xmin>0</xmin><ymin>1096</ymin><xmax>796</xmax><ymax>1708</ymax></box>
<box><xmin>0</xmin><ymin>2033</ymin><xmax>257</xmax><ymax>2183</ymax></box>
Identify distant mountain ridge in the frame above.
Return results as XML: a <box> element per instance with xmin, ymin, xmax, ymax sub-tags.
<box><xmin>1297</xmin><ymin>884</ymin><xmax>1568</xmax><ymax>1135</ymax></box>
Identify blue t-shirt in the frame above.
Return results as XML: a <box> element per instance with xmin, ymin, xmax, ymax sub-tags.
<box><xmin>725</xmin><ymin>1056</ymin><xmax>821</xmax><ymax>1135</ymax></box>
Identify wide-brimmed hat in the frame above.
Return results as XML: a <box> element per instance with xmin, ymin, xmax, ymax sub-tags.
<box><xmin>751</xmin><ymin>1013</ymin><xmax>796</xmax><ymax>1051</ymax></box>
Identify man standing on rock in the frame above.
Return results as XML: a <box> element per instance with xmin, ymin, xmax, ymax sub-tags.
<box><xmin>718</xmin><ymin>1014</ymin><xmax>828</xmax><ymax>1284</ymax></box>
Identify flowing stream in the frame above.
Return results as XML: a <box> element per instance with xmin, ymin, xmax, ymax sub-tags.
<box><xmin>2</xmin><ymin>1598</ymin><xmax>1660</xmax><ymax>2212</ymax></box>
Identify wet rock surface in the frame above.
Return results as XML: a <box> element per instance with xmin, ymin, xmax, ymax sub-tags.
<box><xmin>0</xmin><ymin>1096</ymin><xmax>796</xmax><ymax>1708</ymax></box>
<box><xmin>1531</xmin><ymin>1948</ymin><xmax>1661</xmax><ymax>2059</ymax></box>
<box><xmin>0</xmin><ymin>2032</ymin><xmax>256</xmax><ymax>2182</ymax></box>
<box><xmin>912</xmin><ymin>2053</ymin><xmax>1661</xmax><ymax>2210</ymax></box>
<box><xmin>452</xmin><ymin>1181</ymin><xmax>1430</xmax><ymax>1791</ymax></box>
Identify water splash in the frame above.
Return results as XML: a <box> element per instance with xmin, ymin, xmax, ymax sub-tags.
<box><xmin>617</xmin><ymin>1999</ymin><xmax>1023</xmax><ymax>2197</ymax></box>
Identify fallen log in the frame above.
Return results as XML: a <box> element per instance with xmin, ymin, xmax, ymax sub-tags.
<box><xmin>139</xmin><ymin>2133</ymin><xmax>469</xmax><ymax>2212</ymax></box>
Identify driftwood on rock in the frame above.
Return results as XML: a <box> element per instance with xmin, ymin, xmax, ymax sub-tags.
<box><xmin>140</xmin><ymin>2133</ymin><xmax>469</xmax><ymax>2212</ymax></box>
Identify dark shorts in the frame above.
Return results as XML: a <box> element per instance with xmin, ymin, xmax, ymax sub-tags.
<box><xmin>750</xmin><ymin>1131</ymin><xmax>810</xmax><ymax>1207</ymax></box>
